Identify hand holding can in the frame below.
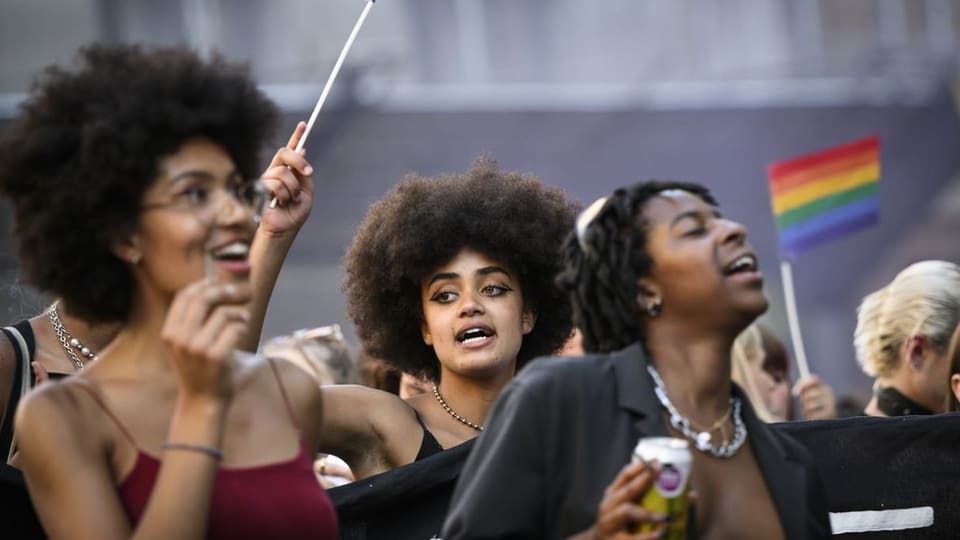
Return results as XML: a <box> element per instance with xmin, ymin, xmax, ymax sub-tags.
<box><xmin>590</xmin><ymin>460</ymin><xmax>667</xmax><ymax>539</ymax></box>
<box><xmin>631</xmin><ymin>437</ymin><xmax>693</xmax><ymax>539</ymax></box>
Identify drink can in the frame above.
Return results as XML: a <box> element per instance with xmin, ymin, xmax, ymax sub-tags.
<box><xmin>631</xmin><ymin>437</ymin><xmax>692</xmax><ymax>539</ymax></box>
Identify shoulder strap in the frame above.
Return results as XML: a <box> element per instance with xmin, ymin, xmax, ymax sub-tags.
<box><xmin>2</xmin><ymin>322</ymin><xmax>35</xmax><ymax>462</ymax></box>
<box><xmin>69</xmin><ymin>379</ymin><xmax>138</xmax><ymax>446</ymax></box>
<box><xmin>266</xmin><ymin>357</ymin><xmax>301</xmax><ymax>432</ymax></box>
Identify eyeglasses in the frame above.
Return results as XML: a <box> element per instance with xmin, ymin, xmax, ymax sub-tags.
<box><xmin>142</xmin><ymin>180</ymin><xmax>267</xmax><ymax>222</ymax></box>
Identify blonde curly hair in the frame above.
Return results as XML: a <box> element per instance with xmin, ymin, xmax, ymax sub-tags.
<box><xmin>854</xmin><ymin>260</ymin><xmax>960</xmax><ymax>378</ymax></box>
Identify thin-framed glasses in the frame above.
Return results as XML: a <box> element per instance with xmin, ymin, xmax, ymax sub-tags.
<box><xmin>142</xmin><ymin>179</ymin><xmax>267</xmax><ymax>222</ymax></box>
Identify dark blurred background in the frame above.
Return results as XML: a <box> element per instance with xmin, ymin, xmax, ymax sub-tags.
<box><xmin>2</xmin><ymin>0</ymin><xmax>960</xmax><ymax>404</ymax></box>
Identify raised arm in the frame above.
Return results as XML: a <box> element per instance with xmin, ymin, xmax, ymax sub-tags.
<box><xmin>240</xmin><ymin>121</ymin><xmax>315</xmax><ymax>352</ymax></box>
<box><xmin>314</xmin><ymin>384</ymin><xmax>425</xmax><ymax>479</ymax></box>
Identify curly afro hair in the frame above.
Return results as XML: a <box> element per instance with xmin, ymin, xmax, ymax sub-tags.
<box><xmin>0</xmin><ymin>43</ymin><xmax>278</xmax><ymax>323</ymax></box>
<box><xmin>344</xmin><ymin>157</ymin><xmax>579</xmax><ymax>381</ymax></box>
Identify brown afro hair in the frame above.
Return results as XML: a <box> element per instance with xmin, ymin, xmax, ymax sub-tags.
<box><xmin>0</xmin><ymin>43</ymin><xmax>277</xmax><ymax>323</ymax></box>
<box><xmin>344</xmin><ymin>157</ymin><xmax>579</xmax><ymax>381</ymax></box>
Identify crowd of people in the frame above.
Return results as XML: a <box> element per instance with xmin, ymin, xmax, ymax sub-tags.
<box><xmin>0</xmin><ymin>43</ymin><xmax>958</xmax><ymax>540</ymax></box>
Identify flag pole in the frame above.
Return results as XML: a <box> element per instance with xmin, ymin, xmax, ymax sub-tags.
<box><xmin>270</xmin><ymin>0</ymin><xmax>376</xmax><ymax>208</ymax></box>
<box><xmin>780</xmin><ymin>260</ymin><xmax>811</xmax><ymax>379</ymax></box>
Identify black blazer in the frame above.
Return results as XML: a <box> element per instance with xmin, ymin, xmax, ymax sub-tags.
<box><xmin>443</xmin><ymin>342</ymin><xmax>831</xmax><ymax>539</ymax></box>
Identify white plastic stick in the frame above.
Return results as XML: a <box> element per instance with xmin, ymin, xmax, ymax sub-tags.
<box><xmin>270</xmin><ymin>0</ymin><xmax>375</xmax><ymax>208</ymax></box>
<box><xmin>780</xmin><ymin>260</ymin><xmax>811</xmax><ymax>379</ymax></box>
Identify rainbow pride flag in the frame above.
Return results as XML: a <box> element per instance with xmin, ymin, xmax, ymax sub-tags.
<box><xmin>767</xmin><ymin>136</ymin><xmax>880</xmax><ymax>259</ymax></box>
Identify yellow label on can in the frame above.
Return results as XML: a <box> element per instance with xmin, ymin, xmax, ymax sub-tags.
<box><xmin>632</xmin><ymin>437</ymin><xmax>692</xmax><ymax>540</ymax></box>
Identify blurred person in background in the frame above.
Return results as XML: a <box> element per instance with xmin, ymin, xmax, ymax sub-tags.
<box><xmin>263</xmin><ymin>323</ymin><xmax>357</xmax><ymax>386</ymax></box>
<box><xmin>855</xmin><ymin>260</ymin><xmax>960</xmax><ymax>417</ymax></box>
<box><xmin>445</xmin><ymin>182</ymin><xmax>830</xmax><ymax>539</ymax></box>
<box><xmin>2</xmin><ymin>44</ymin><xmax>338</xmax><ymax>538</ymax></box>
<box><xmin>735</xmin><ymin>323</ymin><xmax>840</xmax><ymax>421</ymax></box>
<box><xmin>944</xmin><ymin>322</ymin><xmax>960</xmax><ymax>411</ymax></box>
<box><xmin>732</xmin><ymin>324</ymin><xmax>791</xmax><ymax>422</ymax></box>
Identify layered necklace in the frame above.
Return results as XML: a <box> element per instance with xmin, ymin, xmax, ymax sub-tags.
<box><xmin>647</xmin><ymin>365</ymin><xmax>746</xmax><ymax>458</ymax></box>
<box><xmin>433</xmin><ymin>385</ymin><xmax>484</xmax><ymax>432</ymax></box>
<box><xmin>47</xmin><ymin>302</ymin><xmax>98</xmax><ymax>371</ymax></box>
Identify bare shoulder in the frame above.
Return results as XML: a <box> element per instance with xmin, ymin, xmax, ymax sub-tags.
<box><xmin>15</xmin><ymin>379</ymin><xmax>103</xmax><ymax>456</ymax></box>
<box><xmin>322</xmin><ymin>382</ymin><xmax>416</xmax><ymax>424</ymax></box>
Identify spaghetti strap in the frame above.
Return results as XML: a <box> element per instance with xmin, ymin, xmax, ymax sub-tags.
<box><xmin>70</xmin><ymin>379</ymin><xmax>138</xmax><ymax>446</ymax></box>
<box><xmin>266</xmin><ymin>358</ymin><xmax>301</xmax><ymax>432</ymax></box>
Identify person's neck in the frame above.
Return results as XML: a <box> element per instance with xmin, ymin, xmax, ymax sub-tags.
<box><xmin>435</xmin><ymin>362</ymin><xmax>515</xmax><ymax>431</ymax></box>
<box><xmin>873</xmin><ymin>373</ymin><xmax>938</xmax><ymax>415</ymax></box>
<box><xmin>644</xmin><ymin>323</ymin><xmax>735</xmax><ymax>427</ymax></box>
<box><xmin>91</xmin><ymin>291</ymin><xmax>176</xmax><ymax>382</ymax></box>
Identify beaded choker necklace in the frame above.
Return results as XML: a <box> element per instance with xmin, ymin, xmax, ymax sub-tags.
<box><xmin>646</xmin><ymin>365</ymin><xmax>747</xmax><ymax>458</ymax></box>
<box><xmin>432</xmin><ymin>386</ymin><xmax>484</xmax><ymax>431</ymax></box>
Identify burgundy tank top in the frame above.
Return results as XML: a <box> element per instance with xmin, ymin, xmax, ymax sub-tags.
<box><xmin>74</xmin><ymin>359</ymin><xmax>338</xmax><ymax>539</ymax></box>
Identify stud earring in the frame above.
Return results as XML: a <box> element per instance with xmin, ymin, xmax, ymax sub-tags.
<box><xmin>646</xmin><ymin>299</ymin><xmax>662</xmax><ymax>318</ymax></box>
<box><xmin>130</xmin><ymin>253</ymin><xmax>141</xmax><ymax>265</ymax></box>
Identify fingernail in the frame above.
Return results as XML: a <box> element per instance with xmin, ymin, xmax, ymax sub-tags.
<box><xmin>223</xmin><ymin>284</ymin><xmax>236</xmax><ymax>295</ymax></box>
<box><xmin>304</xmin><ymin>165</ymin><xmax>313</xmax><ymax>175</ymax></box>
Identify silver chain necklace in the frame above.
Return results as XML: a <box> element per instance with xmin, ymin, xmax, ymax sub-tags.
<box><xmin>646</xmin><ymin>365</ymin><xmax>747</xmax><ymax>458</ymax></box>
<box><xmin>433</xmin><ymin>386</ymin><xmax>484</xmax><ymax>432</ymax></box>
<box><xmin>47</xmin><ymin>302</ymin><xmax>97</xmax><ymax>371</ymax></box>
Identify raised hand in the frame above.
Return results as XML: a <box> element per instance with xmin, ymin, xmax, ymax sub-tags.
<box><xmin>259</xmin><ymin>121</ymin><xmax>315</xmax><ymax>238</ymax></box>
<box><xmin>793</xmin><ymin>374</ymin><xmax>838</xmax><ymax>420</ymax></box>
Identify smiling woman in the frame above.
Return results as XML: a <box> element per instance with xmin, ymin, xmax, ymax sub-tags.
<box><xmin>0</xmin><ymin>44</ymin><xmax>337</xmax><ymax>539</ymax></box>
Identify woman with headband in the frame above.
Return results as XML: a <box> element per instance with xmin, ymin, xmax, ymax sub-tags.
<box><xmin>1</xmin><ymin>44</ymin><xmax>337</xmax><ymax>538</ymax></box>
<box><xmin>444</xmin><ymin>181</ymin><xmax>830</xmax><ymax>539</ymax></box>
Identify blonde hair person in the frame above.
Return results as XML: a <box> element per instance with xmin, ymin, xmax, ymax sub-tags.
<box><xmin>855</xmin><ymin>260</ymin><xmax>960</xmax><ymax>416</ymax></box>
<box><xmin>731</xmin><ymin>324</ymin><xmax>785</xmax><ymax>422</ymax></box>
<box><xmin>735</xmin><ymin>324</ymin><xmax>838</xmax><ymax>422</ymax></box>
<box><xmin>945</xmin><ymin>322</ymin><xmax>960</xmax><ymax>412</ymax></box>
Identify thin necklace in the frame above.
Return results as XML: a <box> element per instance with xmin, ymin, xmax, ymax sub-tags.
<box><xmin>433</xmin><ymin>385</ymin><xmax>484</xmax><ymax>432</ymax></box>
<box><xmin>647</xmin><ymin>365</ymin><xmax>746</xmax><ymax>458</ymax></box>
<box><xmin>47</xmin><ymin>302</ymin><xmax>97</xmax><ymax>371</ymax></box>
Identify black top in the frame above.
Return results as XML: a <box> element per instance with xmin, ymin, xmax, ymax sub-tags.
<box><xmin>1</xmin><ymin>319</ymin><xmax>36</xmax><ymax>460</ymax></box>
<box><xmin>414</xmin><ymin>411</ymin><xmax>444</xmax><ymax>461</ymax></box>
<box><xmin>442</xmin><ymin>342</ymin><xmax>831</xmax><ymax>539</ymax></box>
<box><xmin>330</xmin><ymin>440</ymin><xmax>475</xmax><ymax>540</ymax></box>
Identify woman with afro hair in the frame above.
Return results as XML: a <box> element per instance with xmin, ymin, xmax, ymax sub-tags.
<box><xmin>444</xmin><ymin>181</ymin><xmax>831</xmax><ymax>539</ymax></box>
<box><xmin>1</xmin><ymin>44</ymin><xmax>337</xmax><ymax>538</ymax></box>
<box><xmin>309</xmin><ymin>157</ymin><xmax>578</xmax><ymax>482</ymax></box>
